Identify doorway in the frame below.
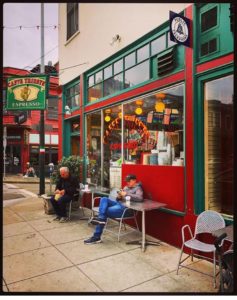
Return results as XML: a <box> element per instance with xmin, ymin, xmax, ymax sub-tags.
<box><xmin>5</xmin><ymin>144</ymin><xmax>21</xmax><ymax>174</ymax></box>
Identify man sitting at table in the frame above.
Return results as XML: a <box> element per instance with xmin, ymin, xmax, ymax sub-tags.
<box><xmin>84</xmin><ymin>174</ymin><xmax>143</xmax><ymax>244</ymax></box>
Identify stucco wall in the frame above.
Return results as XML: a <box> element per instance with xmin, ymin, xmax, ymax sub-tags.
<box><xmin>59</xmin><ymin>3</ymin><xmax>191</xmax><ymax>85</ymax></box>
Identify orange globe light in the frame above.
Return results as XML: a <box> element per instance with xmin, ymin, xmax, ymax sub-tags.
<box><xmin>155</xmin><ymin>101</ymin><xmax>165</xmax><ymax>112</ymax></box>
<box><xmin>135</xmin><ymin>106</ymin><xmax>143</xmax><ymax>115</ymax></box>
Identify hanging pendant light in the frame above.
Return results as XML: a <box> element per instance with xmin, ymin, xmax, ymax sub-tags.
<box><xmin>104</xmin><ymin>108</ymin><xmax>111</xmax><ymax>122</ymax></box>
<box><xmin>135</xmin><ymin>99</ymin><xmax>143</xmax><ymax>115</ymax></box>
<box><xmin>155</xmin><ymin>101</ymin><xmax>165</xmax><ymax>112</ymax></box>
<box><xmin>155</xmin><ymin>93</ymin><xmax>166</xmax><ymax>112</ymax></box>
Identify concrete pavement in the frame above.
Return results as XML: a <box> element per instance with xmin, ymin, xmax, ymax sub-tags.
<box><xmin>2</xmin><ymin>182</ymin><xmax>219</xmax><ymax>293</ymax></box>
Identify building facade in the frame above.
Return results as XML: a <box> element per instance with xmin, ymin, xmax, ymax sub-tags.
<box><xmin>58</xmin><ymin>3</ymin><xmax>234</xmax><ymax>247</ymax></box>
<box><xmin>3</xmin><ymin>65</ymin><xmax>59</xmax><ymax>176</ymax></box>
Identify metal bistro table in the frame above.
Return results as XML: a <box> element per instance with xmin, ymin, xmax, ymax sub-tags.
<box><xmin>80</xmin><ymin>186</ymin><xmax>110</xmax><ymax>222</ymax></box>
<box><xmin>125</xmin><ymin>200</ymin><xmax>167</xmax><ymax>252</ymax></box>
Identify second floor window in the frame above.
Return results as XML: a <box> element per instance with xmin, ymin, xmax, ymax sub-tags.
<box><xmin>47</xmin><ymin>97</ymin><xmax>58</xmax><ymax>120</ymax></box>
<box><xmin>67</xmin><ymin>3</ymin><xmax>79</xmax><ymax>40</ymax></box>
<box><xmin>65</xmin><ymin>81</ymin><xmax>80</xmax><ymax>109</ymax></box>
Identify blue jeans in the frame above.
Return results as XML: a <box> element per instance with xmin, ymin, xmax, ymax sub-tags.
<box><xmin>50</xmin><ymin>194</ymin><xmax>72</xmax><ymax>217</ymax></box>
<box><xmin>93</xmin><ymin>197</ymin><xmax>127</xmax><ymax>238</ymax></box>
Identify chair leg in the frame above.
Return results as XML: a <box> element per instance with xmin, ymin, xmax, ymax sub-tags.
<box><xmin>176</xmin><ymin>244</ymin><xmax>184</xmax><ymax>275</ymax></box>
<box><xmin>191</xmin><ymin>249</ymin><xmax>194</xmax><ymax>261</ymax></box>
<box><xmin>68</xmin><ymin>201</ymin><xmax>72</xmax><ymax>220</ymax></box>
<box><xmin>104</xmin><ymin>218</ymin><xmax>109</xmax><ymax>231</ymax></box>
<box><xmin>118</xmin><ymin>219</ymin><xmax>124</xmax><ymax>242</ymax></box>
<box><xmin>213</xmin><ymin>251</ymin><xmax>216</xmax><ymax>288</ymax></box>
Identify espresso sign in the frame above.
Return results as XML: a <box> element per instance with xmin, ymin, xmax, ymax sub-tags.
<box><xmin>7</xmin><ymin>75</ymin><xmax>47</xmax><ymax>110</ymax></box>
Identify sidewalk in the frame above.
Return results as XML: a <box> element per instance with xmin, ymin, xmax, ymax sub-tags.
<box><xmin>3</xmin><ymin>184</ymin><xmax>218</xmax><ymax>293</ymax></box>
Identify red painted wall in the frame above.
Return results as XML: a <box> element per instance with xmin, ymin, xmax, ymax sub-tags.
<box><xmin>121</xmin><ymin>164</ymin><xmax>197</xmax><ymax>247</ymax></box>
<box><xmin>122</xmin><ymin>164</ymin><xmax>185</xmax><ymax>212</ymax></box>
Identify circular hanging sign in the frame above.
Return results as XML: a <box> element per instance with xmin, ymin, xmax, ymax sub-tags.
<box><xmin>171</xmin><ymin>16</ymin><xmax>189</xmax><ymax>43</ymax></box>
<box><xmin>169</xmin><ymin>11</ymin><xmax>191</xmax><ymax>47</ymax></box>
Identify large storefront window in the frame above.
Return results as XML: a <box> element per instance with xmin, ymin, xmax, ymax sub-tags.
<box><xmin>103</xmin><ymin>105</ymin><xmax>122</xmax><ymax>188</ymax></box>
<box><xmin>124</xmin><ymin>84</ymin><xmax>184</xmax><ymax>166</ymax></box>
<box><xmin>204</xmin><ymin>75</ymin><xmax>233</xmax><ymax>215</ymax></box>
<box><xmin>86</xmin><ymin>112</ymin><xmax>102</xmax><ymax>185</ymax></box>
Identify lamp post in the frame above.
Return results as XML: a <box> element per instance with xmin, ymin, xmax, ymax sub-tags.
<box><xmin>39</xmin><ymin>3</ymin><xmax>45</xmax><ymax>195</ymax></box>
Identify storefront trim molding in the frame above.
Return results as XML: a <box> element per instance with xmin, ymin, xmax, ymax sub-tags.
<box><xmin>84</xmin><ymin>70</ymin><xmax>185</xmax><ymax>113</ymax></box>
<box><xmin>159</xmin><ymin>207</ymin><xmax>186</xmax><ymax>217</ymax></box>
<box><xmin>196</xmin><ymin>53</ymin><xmax>233</xmax><ymax>75</ymax></box>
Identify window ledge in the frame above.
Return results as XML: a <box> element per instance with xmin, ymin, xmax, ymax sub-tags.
<box><xmin>65</xmin><ymin>30</ymin><xmax>80</xmax><ymax>46</ymax></box>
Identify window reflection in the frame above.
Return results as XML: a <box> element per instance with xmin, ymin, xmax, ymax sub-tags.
<box><xmin>66</xmin><ymin>82</ymin><xmax>80</xmax><ymax>108</ymax></box>
<box><xmin>88</xmin><ymin>83</ymin><xmax>103</xmax><ymax>102</ymax></box>
<box><xmin>137</xmin><ymin>44</ymin><xmax>149</xmax><ymax>62</ymax></box>
<box><xmin>104</xmin><ymin>65</ymin><xmax>112</xmax><ymax>80</ymax></box>
<box><xmin>151</xmin><ymin>35</ymin><xmax>166</xmax><ymax>56</ymax></box>
<box><xmin>125</xmin><ymin>61</ymin><xmax>150</xmax><ymax>88</ymax></box>
<box><xmin>86</xmin><ymin>112</ymin><xmax>102</xmax><ymax>185</ymax></box>
<box><xmin>104</xmin><ymin>73</ymin><xmax>123</xmax><ymax>96</ymax></box>
<box><xmin>114</xmin><ymin>59</ymin><xmax>123</xmax><ymax>74</ymax></box>
<box><xmin>125</xmin><ymin>52</ymin><xmax>136</xmax><ymax>69</ymax></box>
<box><xmin>204</xmin><ymin>75</ymin><xmax>233</xmax><ymax>215</ymax></box>
<box><xmin>123</xmin><ymin>84</ymin><xmax>184</xmax><ymax>166</ymax></box>
<box><xmin>103</xmin><ymin>105</ymin><xmax>122</xmax><ymax>188</ymax></box>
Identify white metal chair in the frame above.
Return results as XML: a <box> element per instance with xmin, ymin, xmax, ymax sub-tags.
<box><xmin>89</xmin><ymin>187</ymin><xmax>119</xmax><ymax>222</ymax></box>
<box><xmin>90</xmin><ymin>188</ymin><xmax>139</xmax><ymax>242</ymax></box>
<box><xmin>104</xmin><ymin>207</ymin><xmax>139</xmax><ymax>242</ymax></box>
<box><xmin>176</xmin><ymin>210</ymin><xmax>225</xmax><ymax>288</ymax></box>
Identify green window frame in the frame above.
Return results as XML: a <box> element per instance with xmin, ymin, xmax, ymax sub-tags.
<box><xmin>195</xmin><ymin>3</ymin><xmax>233</xmax><ymax>63</ymax></box>
<box><xmin>65</xmin><ymin>80</ymin><xmax>80</xmax><ymax>110</ymax></box>
<box><xmin>194</xmin><ymin>65</ymin><xmax>233</xmax><ymax>220</ymax></box>
<box><xmin>86</xmin><ymin>21</ymin><xmax>183</xmax><ymax>104</ymax></box>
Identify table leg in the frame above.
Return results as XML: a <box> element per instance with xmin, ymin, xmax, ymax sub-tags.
<box><xmin>142</xmin><ymin>210</ymin><xmax>146</xmax><ymax>252</ymax></box>
<box><xmin>126</xmin><ymin>210</ymin><xmax>161</xmax><ymax>251</ymax></box>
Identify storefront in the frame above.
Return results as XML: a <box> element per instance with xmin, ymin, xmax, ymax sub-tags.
<box><xmin>60</xmin><ymin>3</ymin><xmax>233</xmax><ymax>247</ymax></box>
<box><xmin>3</xmin><ymin>65</ymin><xmax>59</xmax><ymax>176</ymax></box>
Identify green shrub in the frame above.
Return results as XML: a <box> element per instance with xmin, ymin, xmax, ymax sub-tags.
<box><xmin>51</xmin><ymin>155</ymin><xmax>82</xmax><ymax>184</ymax></box>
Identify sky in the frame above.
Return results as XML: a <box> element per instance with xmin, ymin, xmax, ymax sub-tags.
<box><xmin>3</xmin><ymin>3</ymin><xmax>58</xmax><ymax>69</ymax></box>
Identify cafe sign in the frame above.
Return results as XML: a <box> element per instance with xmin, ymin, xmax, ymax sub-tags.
<box><xmin>7</xmin><ymin>75</ymin><xmax>47</xmax><ymax>110</ymax></box>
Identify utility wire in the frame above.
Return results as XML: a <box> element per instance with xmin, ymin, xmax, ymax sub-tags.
<box><xmin>5</xmin><ymin>46</ymin><xmax>89</xmax><ymax>75</ymax></box>
<box><xmin>59</xmin><ymin>62</ymin><xmax>89</xmax><ymax>71</ymax></box>
<box><xmin>3</xmin><ymin>25</ymin><xmax>59</xmax><ymax>29</ymax></box>
<box><xmin>13</xmin><ymin>45</ymin><xmax>58</xmax><ymax>75</ymax></box>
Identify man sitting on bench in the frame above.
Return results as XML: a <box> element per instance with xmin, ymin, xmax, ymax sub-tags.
<box><xmin>84</xmin><ymin>174</ymin><xmax>143</xmax><ymax>244</ymax></box>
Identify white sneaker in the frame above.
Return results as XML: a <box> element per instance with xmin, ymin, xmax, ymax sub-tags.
<box><xmin>59</xmin><ymin>217</ymin><xmax>69</xmax><ymax>223</ymax></box>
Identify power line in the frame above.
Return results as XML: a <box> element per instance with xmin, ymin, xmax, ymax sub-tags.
<box><xmin>59</xmin><ymin>62</ymin><xmax>89</xmax><ymax>71</ymax></box>
<box><xmin>13</xmin><ymin>45</ymin><xmax>58</xmax><ymax>75</ymax></box>
<box><xmin>3</xmin><ymin>25</ymin><xmax>59</xmax><ymax>30</ymax></box>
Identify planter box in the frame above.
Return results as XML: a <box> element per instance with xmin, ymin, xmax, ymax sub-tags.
<box><xmin>41</xmin><ymin>194</ymin><xmax>55</xmax><ymax>215</ymax></box>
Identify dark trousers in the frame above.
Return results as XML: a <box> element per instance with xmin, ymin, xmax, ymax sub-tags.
<box><xmin>50</xmin><ymin>194</ymin><xmax>72</xmax><ymax>218</ymax></box>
